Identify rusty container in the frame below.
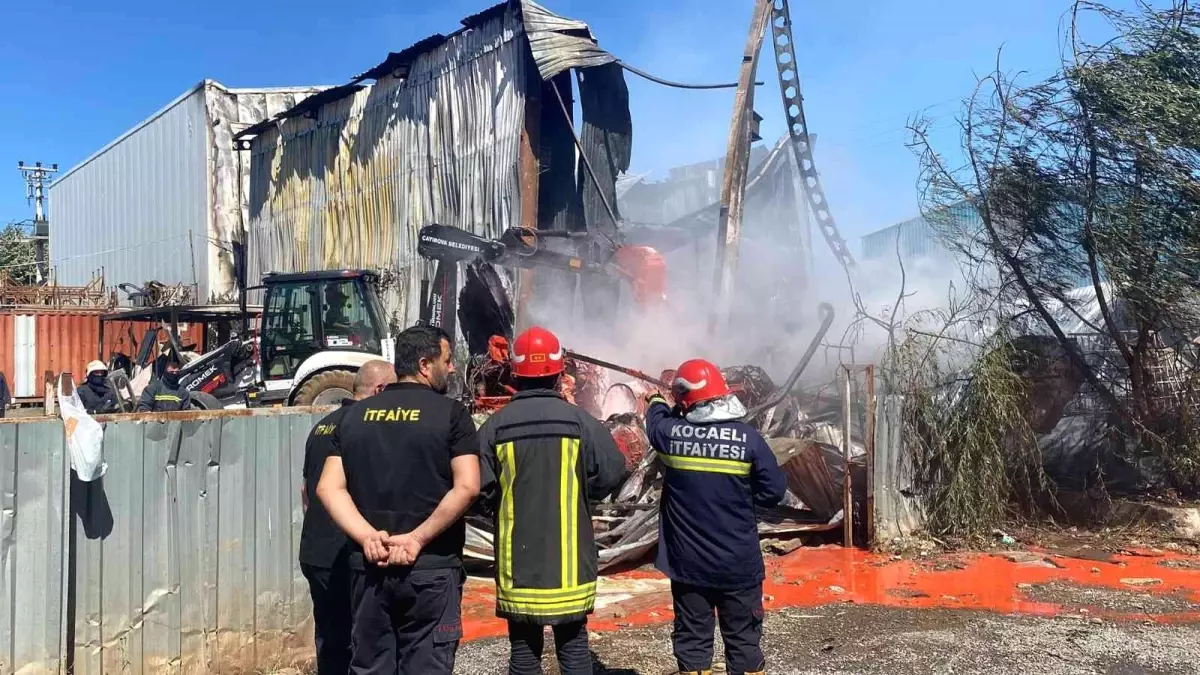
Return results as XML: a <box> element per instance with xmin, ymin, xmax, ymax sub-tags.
<box><xmin>0</xmin><ymin>310</ymin><xmax>197</xmax><ymax>400</ymax></box>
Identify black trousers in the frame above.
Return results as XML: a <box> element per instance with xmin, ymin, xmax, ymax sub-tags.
<box><xmin>506</xmin><ymin>620</ymin><xmax>590</xmax><ymax>675</ymax></box>
<box><xmin>302</xmin><ymin>561</ymin><xmax>354</xmax><ymax>675</ymax></box>
<box><xmin>671</xmin><ymin>581</ymin><xmax>765</xmax><ymax>675</ymax></box>
<box><xmin>350</xmin><ymin>567</ymin><xmax>464</xmax><ymax>675</ymax></box>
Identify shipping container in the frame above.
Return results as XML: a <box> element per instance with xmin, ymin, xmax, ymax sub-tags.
<box><xmin>0</xmin><ymin>310</ymin><xmax>195</xmax><ymax>400</ymax></box>
<box><xmin>48</xmin><ymin>80</ymin><xmax>325</xmax><ymax>305</ymax></box>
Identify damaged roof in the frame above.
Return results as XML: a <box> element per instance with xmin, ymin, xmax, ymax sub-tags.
<box><xmin>234</xmin><ymin>0</ymin><xmax>618</xmax><ymax>144</ymax></box>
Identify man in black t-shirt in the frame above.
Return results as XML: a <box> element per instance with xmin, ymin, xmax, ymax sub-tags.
<box><xmin>299</xmin><ymin>359</ymin><xmax>396</xmax><ymax>675</ymax></box>
<box><xmin>317</xmin><ymin>325</ymin><xmax>481</xmax><ymax>675</ymax></box>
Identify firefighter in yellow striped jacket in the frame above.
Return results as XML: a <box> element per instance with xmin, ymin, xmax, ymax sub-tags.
<box><xmin>477</xmin><ymin>326</ymin><xmax>628</xmax><ymax>675</ymax></box>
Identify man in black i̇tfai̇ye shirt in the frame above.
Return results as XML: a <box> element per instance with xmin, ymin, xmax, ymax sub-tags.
<box><xmin>317</xmin><ymin>325</ymin><xmax>481</xmax><ymax>675</ymax></box>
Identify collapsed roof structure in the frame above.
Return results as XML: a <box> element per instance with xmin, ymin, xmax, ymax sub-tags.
<box><xmin>233</xmin><ymin>0</ymin><xmax>817</xmax><ymax>345</ymax></box>
<box><xmin>235</xmin><ymin>0</ymin><xmax>638</xmax><ymax>334</ymax></box>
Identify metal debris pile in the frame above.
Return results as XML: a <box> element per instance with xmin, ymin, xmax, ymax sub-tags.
<box><xmin>464</xmin><ymin>360</ymin><xmax>864</xmax><ymax>572</ymax></box>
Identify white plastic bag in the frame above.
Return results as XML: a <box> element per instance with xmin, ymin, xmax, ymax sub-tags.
<box><xmin>59</xmin><ymin>380</ymin><xmax>108</xmax><ymax>482</ymax></box>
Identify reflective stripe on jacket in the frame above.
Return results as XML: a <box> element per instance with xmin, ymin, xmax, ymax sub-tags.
<box><xmin>136</xmin><ymin>380</ymin><xmax>191</xmax><ymax>412</ymax></box>
<box><xmin>645</xmin><ymin>397</ymin><xmax>787</xmax><ymax>590</ymax></box>
<box><xmin>478</xmin><ymin>389</ymin><xmax>628</xmax><ymax>624</ymax></box>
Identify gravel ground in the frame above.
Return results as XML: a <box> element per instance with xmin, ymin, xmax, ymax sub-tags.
<box><xmin>455</xmin><ymin>605</ymin><xmax>1200</xmax><ymax>674</ymax></box>
<box><xmin>1025</xmin><ymin>581</ymin><xmax>1199</xmax><ymax>614</ymax></box>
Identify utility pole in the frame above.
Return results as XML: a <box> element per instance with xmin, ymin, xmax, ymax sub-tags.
<box><xmin>709</xmin><ymin>0</ymin><xmax>771</xmax><ymax>335</ymax></box>
<box><xmin>17</xmin><ymin>161</ymin><xmax>57</xmax><ymax>284</ymax></box>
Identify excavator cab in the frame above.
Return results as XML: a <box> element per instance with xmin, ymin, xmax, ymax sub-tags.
<box><xmin>257</xmin><ymin>270</ymin><xmax>395</xmax><ymax>405</ymax></box>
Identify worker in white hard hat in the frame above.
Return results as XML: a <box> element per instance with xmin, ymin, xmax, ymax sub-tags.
<box><xmin>78</xmin><ymin>360</ymin><xmax>120</xmax><ymax>415</ymax></box>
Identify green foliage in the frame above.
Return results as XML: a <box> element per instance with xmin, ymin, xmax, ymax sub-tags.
<box><xmin>0</xmin><ymin>224</ymin><xmax>38</xmax><ymax>285</ymax></box>
<box><xmin>908</xmin><ymin>0</ymin><xmax>1200</xmax><ymax>498</ymax></box>
<box><xmin>888</xmin><ymin>327</ymin><xmax>1047</xmax><ymax>538</ymax></box>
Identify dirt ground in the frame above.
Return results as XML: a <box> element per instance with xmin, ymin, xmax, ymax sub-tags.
<box><xmin>455</xmin><ymin>603</ymin><xmax>1200</xmax><ymax>674</ymax></box>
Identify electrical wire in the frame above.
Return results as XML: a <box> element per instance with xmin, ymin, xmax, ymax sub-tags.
<box><xmin>617</xmin><ymin>61</ymin><xmax>763</xmax><ymax>90</ymax></box>
<box><xmin>0</xmin><ymin>233</ymin><xmax>191</xmax><ymax>272</ymax></box>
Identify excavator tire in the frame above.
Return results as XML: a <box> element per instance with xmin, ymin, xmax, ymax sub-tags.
<box><xmin>189</xmin><ymin>391</ymin><xmax>224</xmax><ymax>410</ymax></box>
<box><xmin>293</xmin><ymin>369</ymin><xmax>357</xmax><ymax>407</ymax></box>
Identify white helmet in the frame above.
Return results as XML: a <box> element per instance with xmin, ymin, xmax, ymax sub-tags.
<box><xmin>85</xmin><ymin>360</ymin><xmax>108</xmax><ymax>374</ymax></box>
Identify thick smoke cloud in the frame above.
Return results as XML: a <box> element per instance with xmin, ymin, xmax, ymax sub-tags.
<box><xmin>519</xmin><ymin>201</ymin><xmax>973</xmax><ymax>388</ymax></box>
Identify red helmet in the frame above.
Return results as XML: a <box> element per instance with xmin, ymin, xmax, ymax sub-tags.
<box><xmin>672</xmin><ymin>359</ymin><xmax>730</xmax><ymax>408</ymax></box>
<box><xmin>511</xmin><ymin>326</ymin><xmax>565</xmax><ymax>378</ymax></box>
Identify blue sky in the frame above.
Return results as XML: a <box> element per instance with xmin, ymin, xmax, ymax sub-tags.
<box><xmin>0</xmin><ymin>0</ymin><xmax>1122</xmax><ymax>250</ymax></box>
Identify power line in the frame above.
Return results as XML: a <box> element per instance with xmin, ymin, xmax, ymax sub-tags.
<box><xmin>0</xmin><ymin>233</ymin><xmax>192</xmax><ymax>272</ymax></box>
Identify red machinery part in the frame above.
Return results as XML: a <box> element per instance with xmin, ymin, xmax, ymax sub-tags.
<box><xmin>607</xmin><ymin>420</ymin><xmax>649</xmax><ymax>472</ymax></box>
<box><xmin>611</xmin><ymin>246</ymin><xmax>667</xmax><ymax>308</ymax></box>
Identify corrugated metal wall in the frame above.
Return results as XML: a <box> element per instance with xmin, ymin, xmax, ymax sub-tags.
<box><xmin>0</xmin><ymin>409</ymin><xmax>326</xmax><ymax>675</ymax></box>
<box><xmin>246</xmin><ymin>10</ymin><xmax>527</xmax><ymax>324</ymax></box>
<box><xmin>861</xmin><ymin>201</ymin><xmax>981</xmax><ymax>263</ymax></box>
<box><xmin>205</xmin><ymin>87</ymin><xmax>325</xmax><ymax>302</ymax></box>
<box><xmin>49</xmin><ymin>85</ymin><xmax>211</xmax><ymax>298</ymax></box>
<box><xmin>49</xmin><ymin>83</ymin><xmax>323</xmax><ymax>304</ymax></box>
<box><xmin>0</xmin><ymin>313</ymin><xmax>196</xmax><ymax>400</ymax></box>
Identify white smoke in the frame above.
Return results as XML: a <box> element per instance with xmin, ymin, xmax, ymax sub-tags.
<box><xmin>521</xmin><ymin>206</ymin><xmax>976</xmax><ymax>389</ymax></box>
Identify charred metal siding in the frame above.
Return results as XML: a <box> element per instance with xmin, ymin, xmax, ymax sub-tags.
<box><xmin>0</xmin><ymin>408</ymin><xmax>328</xmax><ymax>675</ymax></box>
<box><xmin>246</xmin><ymin>12</ymin><xmax>528</xmax><ymax>323</ymax></box>
<box><xmin>49</xmin><ymin>82</ymin><xmax>323</xmax><ymax>304</ymax></box>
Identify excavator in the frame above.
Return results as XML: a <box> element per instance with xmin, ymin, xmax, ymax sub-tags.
<box><xmin>416</xmin><ymin>223</ymin><xmax>670</xmax><ymax>409</ymax></box>
<box><xmin>416</xmin><ymin>223</ymin><xmax>667</xmax><ymax>340</ymax></box>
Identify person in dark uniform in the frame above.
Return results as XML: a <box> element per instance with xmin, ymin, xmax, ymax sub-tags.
<box><xmin>0</xmin><ymin>369</ymin><xmax>10</xmax><ymax>418</ymax></box>
<box><xmin>317</xmin><ymin>324</ymin><xmax>481</xmax><ymax>675</ymax></box>
<box><xmin>78</xmin><ymin>361</ymin><xmax>120</xmax><ymax>415</ymax></box>
<box><xmin>300</xmin><ymin>360</ymin><xmax>396</xmax><ymax>675</ymax></box>
<box><xmin>137</xmin><ymin>360</ymin><xmax>191</xmax><ymax>412</ymax></box>
<box><xmin>644</xmin><ymin>358</ymin><xmax>787</xmax><ymax>675</ymax></box>
<box><xmin>477</xmin><ymin>326</ymin><xmax>628</xmax><ymax>675</ymax></box>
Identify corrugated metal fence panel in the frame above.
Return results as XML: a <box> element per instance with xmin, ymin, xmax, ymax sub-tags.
<box><xmin>0</xmin><ymin>418</ymin><xmax>68</xmax><ymax>675</ymax></box>
<box><xmin>246</xmin><ymin>9</ymin><xmax>527</xmax><ymax>325</ymax></box>
<box><xmin>0</xmin><ymin>423</ymin><xmax>13</xmax><ymax>674</ymax></box>
<box><xmin>13</xmin><ymin>316</ymin><xmax>36</xmax><ymax>398</ymax></box>
<box><xmin>872</xmin><ymin>394</ymin><xmax>924</xmax><ymax>541</ymax></box>
<box><xmin>48</xmin><ymin>86</ymin><xmax>210</xmax><ymax>298</ymax></box>
<box><xmin>50</xmin><ymin>409</ymin><xmax>324</xmax><ymax>675</ymax></box>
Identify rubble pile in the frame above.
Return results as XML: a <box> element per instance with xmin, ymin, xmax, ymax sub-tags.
<box><xmin>465</xmin><ymin>358</ymin><xmax>864</xmax><ymax>571</ymax></box>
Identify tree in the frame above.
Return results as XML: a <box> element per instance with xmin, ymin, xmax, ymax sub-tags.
<box><xmin>908</xmin><ymin>0</ymin><xmax>1200</xmax><ymax>490</ymax></box>
<box><xmin>0</xmin><ymin>223</ymin><xmax>38</xmax><ymax>286</ymax></box>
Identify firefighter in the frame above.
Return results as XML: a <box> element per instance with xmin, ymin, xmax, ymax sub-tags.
<box><xmin>137</xmin><ymin>359</ymin><xmax>191</xmax><ymax>412</ymax></box>
<box><xmin>300</xmin><ymin>360</ymin><xmax>396</xmax><ymax>675</ymax></box>
<box><xmin>477</xmin><ymin>326</ymin><xmax>628</xmax><ymax>675</ymax></box>
<box><xmin>317</xmin><ymin>324</ymin><xmax>481</xmax><ymax>675</ymax></box>
<box><xmin>78</xmin><ymin>361</ymin><xmax>120</xmax><ymax>414</ymax></box>
<box><xmin>644</xmin><ymin>359</ymin><xmax>787</xmax><ymax>675</ymax></box>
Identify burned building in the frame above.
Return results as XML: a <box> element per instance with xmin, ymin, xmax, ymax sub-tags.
<box><xmin>235</xmin><ymin>1</ymin><xmax>637</xmax><ymax>341</ymax></box>
<box><xmin>618</xmin><ymin>137</ymin><xmax>815</xmax><ymax>335</ymax></box>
